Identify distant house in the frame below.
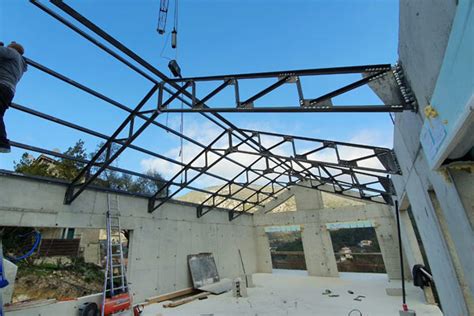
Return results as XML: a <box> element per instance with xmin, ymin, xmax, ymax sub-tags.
<box><xmin>34</xmin><ymin>154</ymin><xmax>60</xmax><ymax>177</ymax></box>
<box><xmin>339</xmin><ymin>247</ymin><xmax>353</xmax><ymax>260</ymax></box>
<box><xmin>340</xmin><ymin>247</ymin><xmax>352</xmax><ymax>255</ymax></box>
<box><xmin>358</xmin><ymin>240</ymin><xmax>373</xmax><ymax>247</ymax></box>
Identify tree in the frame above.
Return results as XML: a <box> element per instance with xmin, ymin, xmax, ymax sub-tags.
<box><xmin>14</xmin><ymin>153</ymin><xmax>52</xmax><ymax>177</ymax></box>
<box><xmin>14</xmin><ymin>139</ymin><xmax>168</xmax><ymax>197</ymax></box>
<box><xmin>55</xmin><ymin>140</ymin><xmax>88</xmax><ymax>181</ymax></box>
<box><xmin>132</xmin><ymin>169</ymin><xmax>168</xmax><ymax>196</ymax></box>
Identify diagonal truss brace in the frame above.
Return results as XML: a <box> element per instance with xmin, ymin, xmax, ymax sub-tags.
<box><xmin>64</xmin><ymin>83</ymin><xmax>190</xmax><ymax>204</ymax></box>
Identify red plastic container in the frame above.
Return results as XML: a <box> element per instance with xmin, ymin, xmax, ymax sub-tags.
<box><xmin>103</xmin><ymin>293</ymin><xmax>132</xmax><ymax>315</ymax></box>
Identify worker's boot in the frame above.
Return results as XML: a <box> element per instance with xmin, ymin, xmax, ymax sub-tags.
<box><xmin>0</xmin><ymin>139</ymin><xmax>10</xmax><ymax>153</ymax></box>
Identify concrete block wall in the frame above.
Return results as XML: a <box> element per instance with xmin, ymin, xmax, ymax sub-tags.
<box><xmin>0</xmin><ymin>174</ymin><xmax>258</xmax><ymax>304</ymax></box>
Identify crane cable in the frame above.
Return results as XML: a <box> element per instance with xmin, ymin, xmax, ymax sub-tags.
<box><xmin>171</xmin><ymin>0</ymin><xmax>185</xmax><ymax>183</ymax></box>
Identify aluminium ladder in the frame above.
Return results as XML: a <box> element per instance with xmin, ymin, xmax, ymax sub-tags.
<box><xmin>101</xmin><ymin>194</ymin><xmax>128</xmax><ymax>316</ymax></box>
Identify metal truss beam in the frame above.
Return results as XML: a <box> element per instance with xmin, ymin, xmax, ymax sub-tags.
<box><xmin>64</xmin><ymin>83</ymin><xmax>193</xmax><ymax>204</ymax></box>
<box><xmin>147</xmin><ymin>130</ymin><xmax>270</xmax><ymax>213</ymax></box>
<box><xmin>170</xmin><ymin>64</ymin><xmax>393</xmax><ymax>81</ymax></box>
<box><xmin>159</xmin><ymin>65</ymin><xmax>416</xmax><ymax>113</ymax></box>
<box><xmin>236</xmin><ymin>128</ymin><xmax>401</xmax><ymax>175</ymax></box>
<box><xmin>18</xmin><ymin>1</ymin><xmax>404</xmax><ymax>221</ymax></box>
<box><xmin>9</xmin><ymin>105</ymin><xmax>263</xmax><ymax>208</ymax></box>
<box><xmin>8</xmin><ymin>141</ymin><xmax>249</xmax><ymax>202</ymax></box>
<box><xmin>159</xmin><ymin>105</ymin><xmax>406</xmax><ymax>113</ymax></box>
<box><xmin>24</xmin><ymin>60</ymin><xmax>287</xmax><ymax>204</ymax></box>
<box><xmin>46</xmin><ymin>0</ymin><xmax>403</xmax><ymax>194</ymax></box>
<box><xmin>38</xmin><ymin>0</ymin><xmax>303</xmax><ymax>204</ymax></box>
<box><xmin>196</xmin><ymin>156</ymin><xmax>290</xmax><ymax>219</ymax></box>
<box><xmin>191</xmin><ymin>127</ymin><xmax>399</xmax><ymax>220</ymax></box>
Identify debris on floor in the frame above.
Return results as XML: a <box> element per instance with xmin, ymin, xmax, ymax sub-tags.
<box><xmin>163</xmin><ymin>291</ymin><xmax>210</xmax><ymax>308</ymax></box>
<box><xmin>354</xmin><ymin>295</ymin><xmax>366</xmax><ymax>301</ymax></box>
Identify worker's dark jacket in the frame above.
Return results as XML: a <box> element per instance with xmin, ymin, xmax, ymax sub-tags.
<box><xmin>0</xmin><ymin>46</ymin><xmax>28</xmax><ymax>101</ymax></box>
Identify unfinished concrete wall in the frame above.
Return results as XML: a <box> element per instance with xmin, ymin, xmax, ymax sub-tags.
<box><xmin>0</xmin><ymin>174</ymin><xmax>258</xmax><ymax>304</ymax></box>
<box><xmin>255</xmin><ymin>226</ymin><xmax>272</xmax><ymax>273</ymax></box>
<box><xmin>393</xmin><ymin>1</ymin><xmax>473</xmax><ymax>314</ymax></box>
<box><xmin>4</xmin><ymin>293</ymin><xmax>102</xmax><ymax>316</ymax></box>
<box><xmin>77</xmin><ymin>229</ymin><xmax>101</xmax><ymax>265</ymax></box>
<box><xmin>254</xmin><ymin>203</ymin><xmax>403</xmax><ymax>280</ymax></box>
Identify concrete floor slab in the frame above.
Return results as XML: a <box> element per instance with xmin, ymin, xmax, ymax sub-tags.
<box><xmin>142</xmin><ymin>270</ymin><xmax>442</xmax><ymax>316</ymax></box>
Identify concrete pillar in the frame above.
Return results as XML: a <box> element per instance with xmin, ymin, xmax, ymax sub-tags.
<box><xmin>294</xmin><ymin>185</ymin><xmax>336</xmax><ymax>276</ymax></box>
<box><xmin>78</xmin><ymin>229</ymin><xmax>101</xmax><ymax>265</ymax></box>
<box><xmin>399</xmin><ymin>208</ymin><xmax>436</xmax><ymax>304</ymax></box>
<box><xmin>301</xmin><ymin>223</ymin><xmax>338</xmax><ymax>277</ymax></box>
<box><xmin>293</xmin><ymin>186</ymin><xmax>324</xmax><ymax>211</ymax></box>
<box><xmin>373</xmin><ymin>214</ymin><xmax>406</xmax><ymax>280</ymax></box>
<box><xmin>255</xmin><ymin>227</ymin><xmax>272</xmax><ymax>273</ymax></box>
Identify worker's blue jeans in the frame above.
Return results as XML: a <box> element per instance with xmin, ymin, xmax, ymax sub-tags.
<box><xmin>0</xmin><ymin>84</ymin><xmax>13</xmax><ymax>145</ymax></box>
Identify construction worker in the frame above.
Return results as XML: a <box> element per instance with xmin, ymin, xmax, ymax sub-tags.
<box><xmin>0</xmin><ymin>41</ymin><xmax>27</xmax><ymax>153</ymax></box>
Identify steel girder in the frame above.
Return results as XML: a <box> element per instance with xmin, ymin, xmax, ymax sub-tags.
<box><xmin>23</xmin><ymin>59</ymin><xmax>284</xmax><ymax>205</ymax></box>
<box><xmin>34</xmin><ymin>0</ymin><xmax>306</xmax><ymax>206</ymax></box>
<box><xmin>159</xmin><ymin>65</ymin><xmax>416</xmax><ymax>113</ymax></box>
<box><xmin>17</xmin><ymin>1</ymin><xmax>406</xmax><ymax>221</ymax></box>
<box><xmin>189</xmin><ymin>128</ymin><xmax>400</xmax><ymax>220</ymax></box>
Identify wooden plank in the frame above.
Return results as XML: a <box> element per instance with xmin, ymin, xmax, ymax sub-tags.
<box><xmin>271</xmin><ymin>251</ymin><xmax>305</xmax><ymax>256</ymax></box>
<box><xmin>163</xmin><ymin>292</ymin><xmax>210</xmax><ymax>308</ymax></box>
<box><xmin>4</xmin><ymin>299</ymin><xmax>57</xmax><ymax>311</ymax></box>
<box><xmin>144</xmin><ymin>287</ymin><xmax>195</xmax><ymax>305</ymax></box>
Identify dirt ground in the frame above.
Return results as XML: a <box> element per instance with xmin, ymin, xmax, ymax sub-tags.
<box><xmin>12</xmin><ymin>263</ymin><xmax>103</xmax><ymax>303</ymax></box>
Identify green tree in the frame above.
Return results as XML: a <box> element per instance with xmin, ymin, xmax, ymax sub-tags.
<box><xmin>14</xmin><ymin>153</ymin><xmax>52</xmax><ymax>177</ymax></box>
<box><xmin>55</xmin><ymin>140</ymin><xmax>88</xmax><ymax>181</ymax></box>
<box><xmin>14</xmin><ymin>139</ymin><xmax>168</xmax><ymax>197</ymax></box>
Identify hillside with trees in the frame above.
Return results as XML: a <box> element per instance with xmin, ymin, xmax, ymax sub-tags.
<box><xmin>13</xmin><ymin>140</ymin><xmax>167</xmax><ymax>196</ymax></box>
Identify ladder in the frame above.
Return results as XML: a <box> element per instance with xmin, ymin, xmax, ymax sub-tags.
<box><xmin>101</xmin><ymin>194</ymin><xmax>128</xmax><ymax>316</ymax></box>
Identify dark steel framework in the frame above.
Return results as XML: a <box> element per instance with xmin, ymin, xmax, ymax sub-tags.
<box><xmin>11</xmin><ymin>1</ymin><xmax>414</xmax><ymax>220</ymax></box>
<box><xmin>162</xmin><ymin>64</ymin><xmax>416</xmax><ymax>113</ymax></box>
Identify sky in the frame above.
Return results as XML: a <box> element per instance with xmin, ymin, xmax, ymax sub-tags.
<box><xmin>0</xmin><ymin>0</ymin><xmax>399</xmax><ymax>193</ymax></box>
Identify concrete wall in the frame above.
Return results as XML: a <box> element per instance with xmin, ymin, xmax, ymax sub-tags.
<box><xmin>0</xmin><ymin>174</ymin><xmax>258</xmax><ymax>305</ymax></box>
<box><xmin>254</xmin><ymin>201</ymin><xmax>404</xmax><ymax>281</ymax></box>
<box><xmin>4</xmin><ymin>293</ymin><xmax>102</xmax><ymax>316</ymax></box>
<box><xmin>394</xmin><ymin>1</ymin><xmax>474</xmax><ymax>315</ymax></box>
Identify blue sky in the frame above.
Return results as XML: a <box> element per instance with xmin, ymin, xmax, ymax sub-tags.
<box><xmin>0</xmin><ymin>0</ymin><xmax>399</xmax><ymax>188</ymax></box>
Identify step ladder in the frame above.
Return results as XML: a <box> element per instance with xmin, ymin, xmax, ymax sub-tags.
<box><xmin>101</xmin><ymin>194</ymin><xmax>128</xmax><ymax>316</ymax></box>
